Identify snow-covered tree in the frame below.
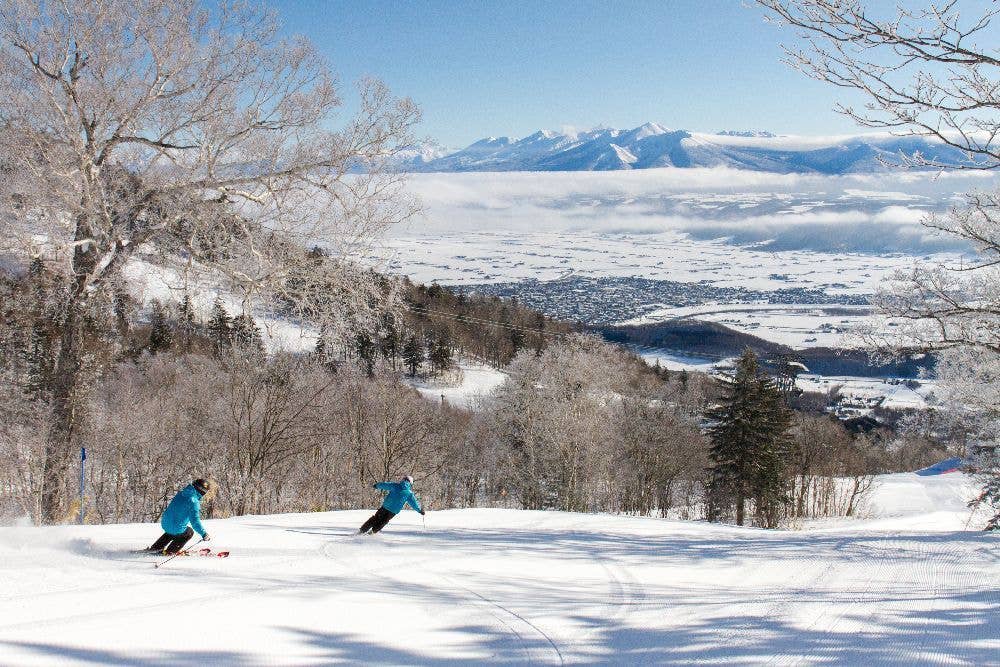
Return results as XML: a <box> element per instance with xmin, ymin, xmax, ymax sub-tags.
<box><xmin>486</xmin><ymin>335</ymin><xmax>626</xmax><ymax>512</ymax></box>
<box><xmin>758</xmin><ymin>0</ymin><xmax>1000</xmax><ymax>529</ymax></box>
<box><xmin>0</xmin><ymin>0</ymin><xmax>419</xmax><ymax>521</ymax></box>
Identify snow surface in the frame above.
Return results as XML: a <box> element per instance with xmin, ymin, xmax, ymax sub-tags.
<box><xmin>404</xmin><ymin>362</ymin><xmax>507</xmax><ymax>409</ymax></box>
<box><xmin>1</xmin><ymin>471</ymin><xmax>996</xmax><ymax>665</ymax></box>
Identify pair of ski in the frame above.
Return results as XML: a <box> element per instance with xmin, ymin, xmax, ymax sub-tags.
<box><xmin>136</xmin><ymin>547</ymin><xmax>230</xmax><ymax>558</ymax></box>
<box><xmin>175</xmin><ymin>547</ymin><xmax>230</xmax><ymax>558</ymax></box>
<box><xmin>155</xmin><ymin>546</ymin><xmax>228</xmax><ymax>569</ymax></box>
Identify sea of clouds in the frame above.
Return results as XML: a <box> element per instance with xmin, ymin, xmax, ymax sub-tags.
<box><xmin>396</xmin><ymin>168</ymin><xmax>1000</xmax><ymax>255</ymax></box>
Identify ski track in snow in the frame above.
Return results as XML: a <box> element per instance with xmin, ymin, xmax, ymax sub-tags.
<box><xmin>1</xmin><ymin>474</ymin><xmax>998</xmax><ymax>665</ymax></box>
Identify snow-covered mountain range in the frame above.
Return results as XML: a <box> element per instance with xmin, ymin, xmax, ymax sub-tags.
<box><xmin>402</xmin><ymin>122</ymin><xmax>971</xmax><ymax>173</ymax></box>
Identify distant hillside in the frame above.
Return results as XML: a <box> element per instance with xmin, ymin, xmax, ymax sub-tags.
<box><xmin>402</xmin><ymin>123</ymin><xmax>974</xmax><ymax>174</ymax></box>
<box><xmin>598</xmin><ymin>319</ymin><xmax>934</xmax><ymax>379</ymax></box>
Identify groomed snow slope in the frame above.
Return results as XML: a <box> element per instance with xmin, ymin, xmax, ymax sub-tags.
<box><xmin>0</xmin><ymin>472</ymin><xmax>996</xmax><ymax>665</ymax></box>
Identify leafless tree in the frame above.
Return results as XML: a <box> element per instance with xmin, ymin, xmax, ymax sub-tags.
<box><xmin>758</xmin><ymin>0</ymin><xmax>1000</xmax><ymax>524</ymax></box>
<box><xmin>220</xmin><ymin>353</ymin><xmax>337</xmax><ymax>515</ymax></box>
<box><xmin>0</xmin><ymin>0</ymin><xmax>419</xmax><ymax>521</ymax></box>
<box><xmin>757</xmin><ymin>0</ymin><xmax>1000</xmax><ymax>167</ymax></box>
<box><xmin>786</xmin><ymin>414</ymin><xmax>875</xmax><ymax>519</ymax></box>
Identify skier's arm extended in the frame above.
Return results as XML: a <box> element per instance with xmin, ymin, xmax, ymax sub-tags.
<box><xmin>189</xmin><ymin>497</ymin><xmax>208</xmax><ymax>538</ymax></box>
<box><xmin>406</xmin><ymin>492</ymin><xmax>423</xmax><ymax>513</ymax></box>
<box><xmin>374</xmin><ymin>482</ymin><xmax>394</xmax><ymax>492</ymax></box>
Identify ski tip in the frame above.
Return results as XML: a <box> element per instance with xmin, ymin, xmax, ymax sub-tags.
<box><xmin>216</xmin><ymin>551</ymin><xmax>230</xmax><ymax>558</ymax></box>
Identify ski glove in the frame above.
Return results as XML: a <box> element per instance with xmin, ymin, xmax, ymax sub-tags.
<box><xmin>202</xmin><ymin>533</ymin><xmax>211</xmax><ymax>542</ymax></box>
<box><xmin>419</xmin><ymin>510</ymin><xmax>426</xmax><ymax>516</ymax></box>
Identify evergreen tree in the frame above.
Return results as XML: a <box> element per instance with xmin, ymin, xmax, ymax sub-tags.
<box><xmin>706</xmin><ymin>349</ymin><xmax>791</xmax><ymax>527</ymax></box>
<box><xmin>355</xmin><ymin>332</ymin><xmax>376</xmax><ymax>377</ymax></box>
<box><xmin>147</xmin><ymin>300</ymin><xmax>172</xmax><ymax>354</ymax></box>
<box><xmin>533</xmin><ymin>311</ymin><xmax>546</xmax><ymax>356</ymax></box>
<box><xmin>774</xmin><ymin>352</ymin><xmax>805</xmax><ymax>400</ymax></box>
<box><xmin>207</xmin><ymin>298</ymin><xmax>232</xmax><ymax>354</ymax></box>
<box><xmin>509</xmin><ymin>326</ymin><xmax>525</xmax><ymax>355</ymax></box>
<box><xmin>379</xmin><ymin>314</ymin><xmax>400</xmax><ymax>369</ymax></box>
<box><xmin>24</xmin><ymin>319</ymin><xmax>52</xmax><ymax>401</ymax></box>
<box><xmin>402</xmin><ymin>334</ymin><xmax>424</xmax><ymax>377</ymax></box>
<box><xmin>23</xmin><ymin>259</ymin><xmax>54</xmax><ymax>400</ymax></box>
<box><xmin>177</xmin><ymin>293</ymin><xmax>197</xmax><ymax>351</ymax></box>
<box><xmin>314</xmin><ymin>333</ymin><xmax>338</xmax><ymax>373</ymax></box>
<box><xmin>429</xmin><ymin>333</ymin><xmax>453</xmax><ymax>375</ymax></box>
<box><xmin>231</xmin><ymin>313</ymin><xmax>265</xmax><ymax>357</ymax></box>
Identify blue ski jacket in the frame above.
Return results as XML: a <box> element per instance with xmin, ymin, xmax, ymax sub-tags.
<box><xmin>160</xmin><ymin>484</ymin><xmax>208</xmax><ymax>538</ymax></box>
<box><xmin>375</xmin><ymin>480</ymin><xmax>422</xmax><ymax>515</ymax></box>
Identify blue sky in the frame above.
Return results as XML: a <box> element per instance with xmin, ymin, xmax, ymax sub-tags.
<box><xmin>272</xmin><ymin>1</ymin><xmax>868</xmax><ymax>147</ymax></box>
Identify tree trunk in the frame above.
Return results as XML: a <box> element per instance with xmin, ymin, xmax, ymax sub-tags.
<box><xmin>41</xmin><ymin>301</ymin><xmax>82</xmax><ymax>522</ymax></box>
<box><xmin>41</xmin><ymin>213</ymin><xmax>96</xmax><ymax>523</ymax></box>
<box><xmin>736</xmin><ymin>495</ymin><xmax>745</xmax><ymax>526</ymax></box>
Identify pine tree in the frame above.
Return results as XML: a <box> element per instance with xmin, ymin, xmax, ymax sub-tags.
<box><xmin>706</xmin><ymin>349</ymin><xmax>791</xmax><ymax>527</ymax></box>
<box><xmin>23</xmin><ymin>259</ymin><xmax>53</xmax><ymax>400</ymax></box>
<box><xmin>177</xmin><ymin>293</ymin><xmax>197</xmax><ymax>351</ymax></box>
<box><xmin>231</xmin><ymin>313</ymin><xmax>265</xmax><ymax>357</ymax></box>
<box><xmin>355</xmin><ymin>332</ymin><xmax>376</xmax><ymax>377</ymax></box>
<box><xmin>147</xmin><ymin>300</ymin><xmax>172</xmax><ymax>354</ymax></box>
<box><xmin>314</xmin><ymin>333</ymin><xmax>338</xmax><ymax>373</ymax></box>
<box><xmin>509</xmin><ymin>326</ymin><xmax>525</xmax><ymax>355</ymax></box>
<box><xmin>112</xmin><ymin>289</ymin><xmax>133</xmax><ymax>336</ymax></box>
<box><xmin>379</xmin><ymin>314</ymin><xmax>400</xmax><ymax>369</ymax></box>
<box><xmin>533</xmin><ymin>311</ymin><xmax>546</xmax><ymax>356</ymax></box>
<box><xmin>402</xmin><ymin>334</ymin><xmax>424</xmax><ymax>377</ymax></box>
<box><xmin>24</xmin><ymin>319</ymin><xmax>52</xmax><ymax>401</ymax></box>
<box><xmin>429</xmin><ymin>333</ymin><xmax>453</xmax><ymax>375</ymax></box>
<box><xmin>207</xmin><ymin>299</ymin><xmax>232</xmax><ymax>354</ymax></box>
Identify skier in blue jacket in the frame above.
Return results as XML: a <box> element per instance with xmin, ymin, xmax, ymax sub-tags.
<box><xmin>359</xmin><ymin>476</ymin><xmax>424</xmax><ymax>534</ymax></box>
<box><xmin>146</xmin><ymin>478</ymin><xmax>218</xmax><ymax>554</ymax></box>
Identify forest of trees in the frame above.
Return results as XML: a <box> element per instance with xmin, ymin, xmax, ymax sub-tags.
<box><xmin>0</xmin><ymin>260</ymin><xmax>948</xmax><ymax>527</ymax></box>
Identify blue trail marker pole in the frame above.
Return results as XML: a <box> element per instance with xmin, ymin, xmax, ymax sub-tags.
<box><xmin>79</xmin><ymin>447</ymin><xmax>86</xmax><ymax>525</ymax></box>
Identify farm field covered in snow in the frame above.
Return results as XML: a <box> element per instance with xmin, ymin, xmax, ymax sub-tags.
<box><xmin>1</xmin><ymin>471</ymin><xmax>995</xmax><ymax>665</ymax></box>
<box><xmin>375</xmin><ymin>169</ymin><xmax>998</xmax><ymax>349</ymax></box>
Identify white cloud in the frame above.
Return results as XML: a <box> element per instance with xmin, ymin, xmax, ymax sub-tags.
<box><xmin>395</xmin><ymin>168</ymin><xmax>997</xmax><ymax>252</ymax></box>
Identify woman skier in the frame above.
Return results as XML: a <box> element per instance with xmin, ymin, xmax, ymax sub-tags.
<box><xmin>146</xmin><ymin>478</ymin><xmax>218</xmax><ymax>554</ymax></box>
<box><xmin>359</xmin><ymin>475</ymin><xmax>424</xmax><ymax>534</ymax></box>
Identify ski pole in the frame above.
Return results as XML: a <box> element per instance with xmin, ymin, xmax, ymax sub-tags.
<box><xmin>154</xmin><ymin>538</ymin><xmax>203</xmax><ymax>569</ymax></box>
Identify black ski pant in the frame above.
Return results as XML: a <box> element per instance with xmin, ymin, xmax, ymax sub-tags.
<box><xmin>359</xmin><ymin>507</ymin><xmax>396</xmax><ymax>534</ymax></box>
<box><xmin>149</xmin><ymin>526</ymin><xmax>194</xmax><ymax>554</ymax></box>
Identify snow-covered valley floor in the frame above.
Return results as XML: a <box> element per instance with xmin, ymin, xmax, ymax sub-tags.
<box><xmin>1</xmin><ymin>472</ymin><xmax>996</xmax><ymax>665</ymax></box>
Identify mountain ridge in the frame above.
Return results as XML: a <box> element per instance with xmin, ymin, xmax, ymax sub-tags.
<box><xmin>402</xmin><ymin>123</ymin><xmax>973</xmax><ymax>174</ymax></box>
